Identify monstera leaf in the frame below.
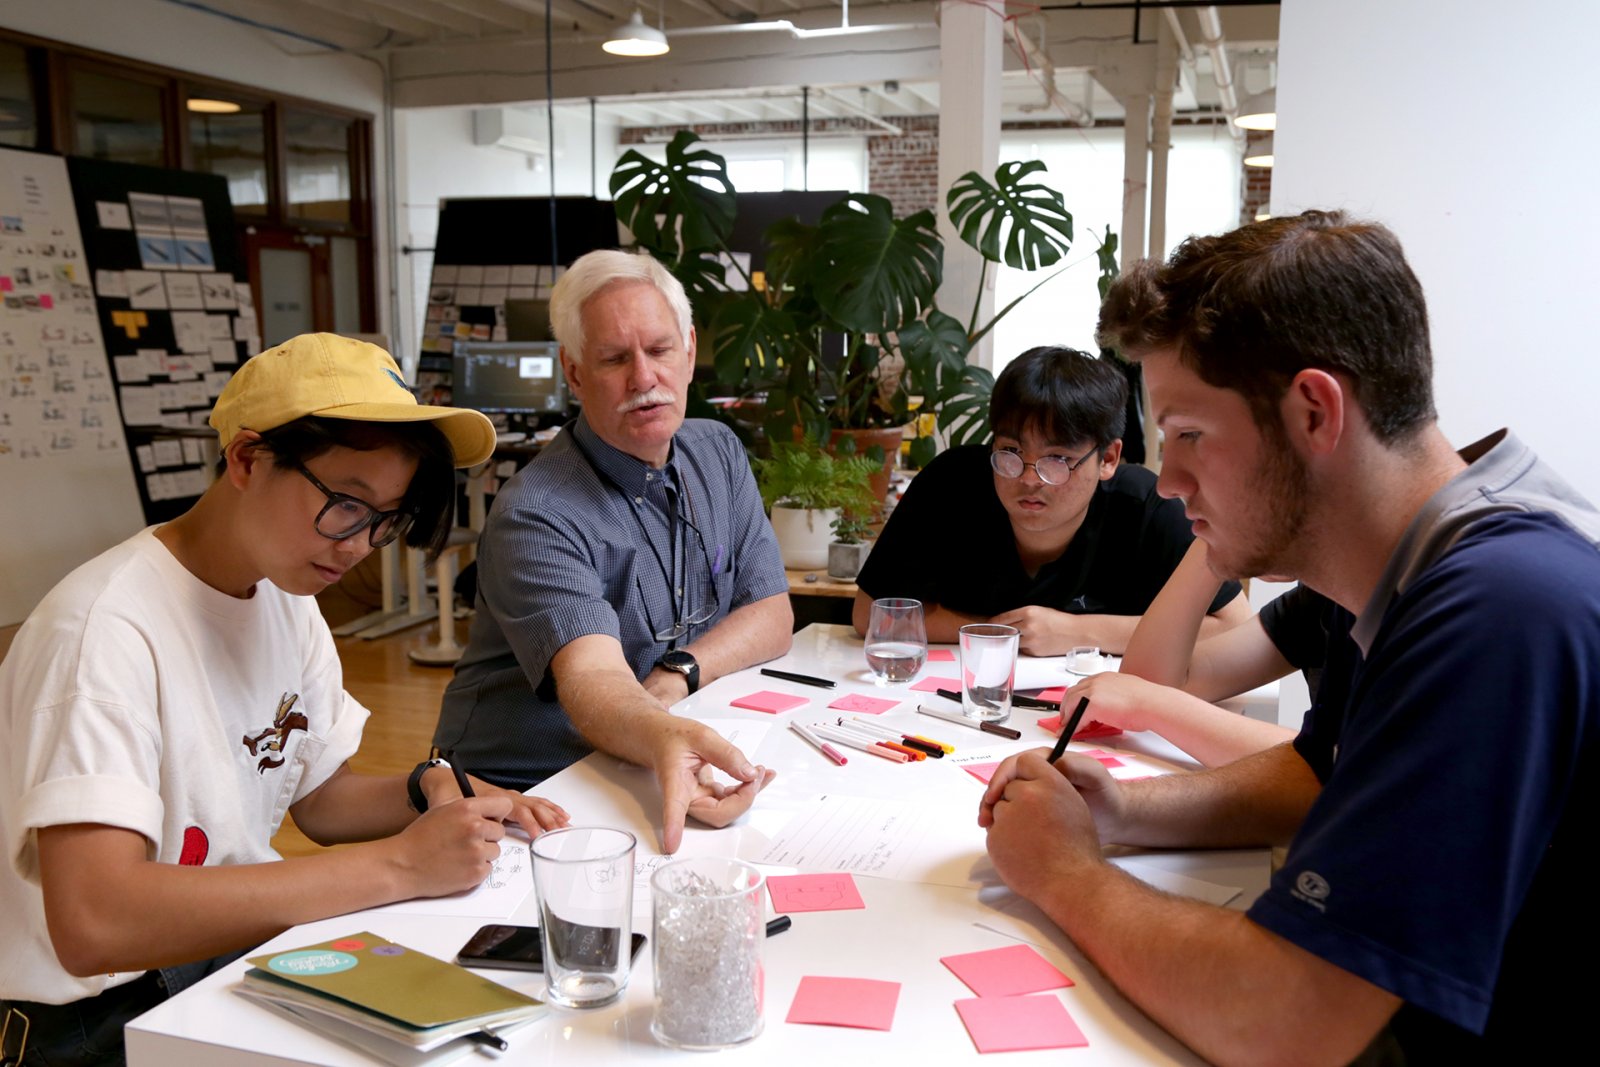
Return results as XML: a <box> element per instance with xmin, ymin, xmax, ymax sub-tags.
<box><xmin>812</xmin><ymin>194</ymin><xmax>942</xmax><ymax>335</ymax></box>
<box><xmin>611</xmin><ymin>131</ymin><xmax>736</xmax><ymax>258</ymax></box>
<box><xmin>1095</xmin><ymin>226</ymin><xmax>1120</xmax><ymax>300</ymax></box>
<box><xmin>934</xmin><ymin>364</ymin><xmax>996</xmax><ymax>451</ymax></box>
<box><xmin>895</xmin><ymin>309</ymin><xmax>971</xmax><ymax>400</ymax></box>
<box><xmin>947</xmin><ymin>161</ymin><xmax>1074</xmax><ymax>271</ymax></box>
<box><xmin>763</xmin><ymin>216</ymin><xmax>822</xmax><ymax>300</ymax></box>
<box><xmin>710</xmin><ymin>297</ymin><xmax>799</xmax><ymax>384</ymax></box>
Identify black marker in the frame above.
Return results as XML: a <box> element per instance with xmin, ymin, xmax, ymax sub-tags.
<box><xmin>760</xmin><ymin>667</ymin><xmax>836</xmax><ymax>690</ymax></box>
<box><xmin>466</xmin><ymin>1028</ymin><xmax>508</xmax><ymax>1052</ymax></box>
<box><xmin>446</xmin><ymin>751</ymin><xmax>476</xmax><ymax>798</ymax></box>
<box><xmin>1048</xmin><ymin>697</ymin><xmax>1092</xmax><ymax>763</ymax></box>
<box><xmin>766</xmin><ymin>916</ymin><xmax>792</xmax><ymax>937</ymax></box>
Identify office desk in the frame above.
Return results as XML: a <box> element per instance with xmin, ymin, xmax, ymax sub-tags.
<box><xmin>126</xmin><ymin>624</ymin><xmax>1267</xmax><ymax>1066</ymax></box>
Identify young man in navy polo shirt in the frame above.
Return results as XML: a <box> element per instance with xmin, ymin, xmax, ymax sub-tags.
<box><xmin>981</xmin><ymin>211</ymin><xmax>1600</xmax><ymax>1062</ymax></box>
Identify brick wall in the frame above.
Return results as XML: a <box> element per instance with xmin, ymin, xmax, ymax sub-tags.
<box><xmin>867</xmin><ymin>115</ymin><xmax>940</xmax><ymax>217</ymax></box>
<box><xmin>1241</xmin><ymin>128</ymin><xmax>1274</xmax><ymax>225</ymax></box>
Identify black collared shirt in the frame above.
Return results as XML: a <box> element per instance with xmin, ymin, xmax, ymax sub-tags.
<box><xmin>856</xmin><ymin>445</ymin><xmax>1239</xmax><ymax>618</ymax></box>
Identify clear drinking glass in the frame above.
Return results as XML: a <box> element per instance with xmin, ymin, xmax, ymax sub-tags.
<box><xmin>865</xmin><ymin>597</ymin><xmax>927</xmax><ymax>684</ymax></box>
<box><xmin>530</xmin><ymin>826</ymin><xmax>636</xmax><ymax>1009</ymax></box>
<box><xmin>959</xmin><ymin>623</ymin><xmax>1020</xmax><ymax>722</ymax></box>
<box><xmin>651</xmin><ymin>857</ymin><xmax>766</xmax><ymax>1050</ymax></box>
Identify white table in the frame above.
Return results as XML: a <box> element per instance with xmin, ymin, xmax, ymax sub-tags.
<box><xmin>126</xmin><ymin>624</ymin><xmax>1269</xmax><ymax>1065</ymax></box>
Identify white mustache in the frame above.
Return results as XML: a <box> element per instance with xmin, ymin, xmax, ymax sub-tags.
<box><xmin>617</xmin><ymin>389</ymin><xmax>675</xmax><ymax>414</ymax></box>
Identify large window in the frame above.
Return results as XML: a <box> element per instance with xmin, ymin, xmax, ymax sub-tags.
<box><xmin>67</xmin><ymin>64</ymin><xmax>169</xmax><ymax>166</ymax></box>
<box><xmin>187</xmin><ymin>91</ymin><xmax>269</xmax><ymax>212</ymax></box>
<box><xmin>0</xmin><ymin>40</ymin><xmax>39</xmax><ymax>149</ymax></box>
<box><xmin>285</xmin><ymin>108</ymin><xmax>354</xmax><ymax>224</ymax></box>
<box><xmin>991</xmin><ymin>125</ymin><xmax>1241</xmax><ymax>370</ymax></box>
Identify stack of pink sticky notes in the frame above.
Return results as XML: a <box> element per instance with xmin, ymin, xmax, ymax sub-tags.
<box><xmin>767</xmin><ymin>872</ymin><xmax>866</xmax><ymax>914</ymax></box>
<box><xmin>1037</xmin><ymin>710</ymin><xmax>1124</xmax><ymax>740</ymax></box>
<box><xmin>827</xmin><ymin>693</ymin><xmax>900</xmax><ymax>715</ymax></box>
<box><xmin>730</xmin><ymin>690</ymin><xmax>811</xmax><ymax>714</ymax></box>
<box><xmin>941</xmin><ymin>944</ymin><xmax>1088</xmax><ymax>1054</ymax></box>
<box><xmin>926</xmin><ymin>648</ymin><xmax>957</xmax><ymax>663</ymax></box>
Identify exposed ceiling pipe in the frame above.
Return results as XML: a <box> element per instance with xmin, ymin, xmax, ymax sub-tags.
<box><xmin>1014</xmin><ymin>17</ymin><xmax>1093</xmax><ymax>125</ymax></box>
<box><xmin>1195</xmin><ymin>6</ymin><xmax>1245</xmax><ymax>146</ymax></box>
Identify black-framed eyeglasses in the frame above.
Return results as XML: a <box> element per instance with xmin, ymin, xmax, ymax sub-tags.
<box><xmin>990</xmin><ymin>446</ymin><xmax>1099</xmax><ymax>486</ymax></box>
<box><xmin>294</xmin><ymin>464</ymin><xmax>416</xmax><ymax>548</ymax></box>
<box><xmin>647</xmin><ymin>506</ymin><xmax>722</xmax><ymax>643</ymax></box>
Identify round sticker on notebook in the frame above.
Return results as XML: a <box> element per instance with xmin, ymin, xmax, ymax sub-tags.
<box><xmin>330</xmin><ymin>938</ymin><xmax>366</xmax><ymax>951</ymax></box>
<box><xmin>371</xmin><ymin>945</ymin><xmax>404</xmax><ymax>956</ymax></box>
<box><xmin>266</xmin><ymin>950</ymin><xmax>359</xmax><ymax>976</ymax></box>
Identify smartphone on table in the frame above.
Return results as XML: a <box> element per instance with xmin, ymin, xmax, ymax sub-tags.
<box><xmin>455</xmin><ymin>924</ymin><xmax>647</xmax><ymax>972</ymax></box>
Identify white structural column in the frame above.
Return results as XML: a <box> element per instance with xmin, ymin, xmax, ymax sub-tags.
<box><xmin>936</xmin><ymin>0</ymin><xmax>1003</xmax><ymax>368</ymax></box>
<box><xmin>1148</xmin><ymin>26</ymin><xmax>1179</xmax><ymax>260</ymax></box>
<box><xmin>1120</xmin><ymin>93</ymin><xmax>1149</xmax><ymax>271</ymax></box>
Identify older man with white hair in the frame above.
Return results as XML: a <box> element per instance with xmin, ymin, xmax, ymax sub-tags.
<box><xmin>434</xmin><ymin>250</ymin><xmax>792</xmax><ymax>852</ymax></box>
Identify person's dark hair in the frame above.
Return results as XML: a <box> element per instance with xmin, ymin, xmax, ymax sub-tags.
<box><xmin>230</xmin><ymin>416</ymin><xmax>457</xmax><ymax>558</ymax></box>
<box><xmin>1096</xmin><ymin>209</ymin><xmax>1435</xmax><ymax>443</ymax></box>
<box><xmin>990</xmin><ymin>346</ymin><xmax>1128</xmax><ymax>449</ymax></box>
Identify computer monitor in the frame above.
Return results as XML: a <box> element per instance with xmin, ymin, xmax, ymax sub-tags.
<box><xmin>504</xmin><ymin>299</ymin><xmax>553</xmax><ymax>343</ymax></box>
<box><xmin>452</xmin><ymin>342</ymin><xmax>568</xmax><ymax>423</ymax></box>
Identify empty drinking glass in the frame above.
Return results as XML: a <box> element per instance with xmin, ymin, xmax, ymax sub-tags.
<box><xmin>959</xmin><ymin>623</ymin><xmax>1020</xmax><ymax>722</ymax></box>
<box><xmin>865</xmin><ymin>598</ymin><xmax>927</xmax><ymax>684</ymax></box>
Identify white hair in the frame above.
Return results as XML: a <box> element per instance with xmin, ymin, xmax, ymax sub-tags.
<box><xmin>549</xmin><ymin>250</ymin><xmax>693</xmax><ymax>359</ymax></box>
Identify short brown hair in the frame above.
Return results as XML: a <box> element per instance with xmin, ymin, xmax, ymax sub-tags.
<box><xmin>1097</xmin><ymin>210</ymin><xmax>1436</xmax><ymax>442</ymax></box>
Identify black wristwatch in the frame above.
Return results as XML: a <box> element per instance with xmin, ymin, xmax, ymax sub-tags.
<box><xmin>406</xmin><ymin>757</ymin><xmax>449</xmax><ymax>813</ymax></box>
<box><xmin>657</xmin><ymin>649</ymin><xmax>700</xmax><ymax>695</ymax></box>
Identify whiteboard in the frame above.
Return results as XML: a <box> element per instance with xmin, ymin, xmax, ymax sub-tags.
<box><xmin>0</xmin><ymin>149</ymin><xmax>145</xmax><ymax>625</ymax></box>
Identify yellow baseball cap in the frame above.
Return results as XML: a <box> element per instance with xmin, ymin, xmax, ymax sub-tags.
<box><xmin>209</xmin><ymin>333</ymin><xmax>495</xmax><ymax>467</ymax></box>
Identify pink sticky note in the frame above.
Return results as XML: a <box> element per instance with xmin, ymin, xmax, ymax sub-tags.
<box><xmin>39</xmin><ymin>293</ymin><xmax>54</xmax><ymax>309</ymax></box>
<box><xmin>0</xmin><ymin>277</ymin><xmax>12</xmax><ymax>292</ymax></box>
<box><xmin>941</xmin><ymin>944</ymin><xmax>1074</xmax><ymax>998</ymax></box>
<box><xmin>731</xmin><ymin>690</ymin><xmax>810</xmax><ymax>714</ymax></box>
<box><xmin>1033</xmin><ymin>686</ymin><xmax>1067</xmax><ymax>703</ymax></box>
<box><xmin>927</xmin><ymin>648</ymin><xmax>956</xmax><ymax>662</ymax></box>
<box><xmin>962</xmin><ymin>762</ymin><xmax>1001</xmax><ymax>785</ymax></box>
<box><xmin>768</xmin><ymin>872</ymin><xmax>865</xmax><ymax>914</ymax></box>
<box><xmin>1078</xmin><ymin>748</ymin><xmax>1126</xmax><ymax>768</ymax></box>
<box><xmin>1037</xmin><ymin>714</ymin><xmax>1124</xmax><ymax>740</ymax></box>
<box><xmin>828</xmin><ymin>693</ymin><xmax>900</xmax><ymax>715</ymax></box>
<box><xmin>911</xmin><ymin>675</ymin><xmax>961</xmax><ymax>693</ymax></box>
<box><xmin>954</xmin><ymin>995</ymin><xmax>1089</xmax><ymax>1053</ymax></box>
<box><xmin>786</xmin><ymin>976</ymin><xmax>900</xmax><ymax>1030</ymax></box>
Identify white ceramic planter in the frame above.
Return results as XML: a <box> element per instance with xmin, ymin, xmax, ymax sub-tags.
<box><xmin>769</xmin><ymin>505</ymin><xmax>839</xmax><ymax>570</ymax></box>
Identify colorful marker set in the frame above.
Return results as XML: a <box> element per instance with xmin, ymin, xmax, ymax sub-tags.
<box><xmin>789</xmin><ymin>721</ymin><xmax>849</xmax><ymax>765</ymax></box>
<box><xmin>796</xmin><ymin>717</ymin><xmax>955</xmax><ymax>765</ymax></box>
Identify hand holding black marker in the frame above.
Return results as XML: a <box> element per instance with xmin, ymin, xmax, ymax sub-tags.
<box><xmin>1048</xmin><ymin>697</ymin><xmax>1092</xmax><ymax>764</ymax></box>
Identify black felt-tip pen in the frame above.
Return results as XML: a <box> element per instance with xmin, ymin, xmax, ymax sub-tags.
<box><xmin>1048</xmin><ymin>697</ymin><xmax>1092</xmax><ymax>763</ymax></box>
<box><xmin>447</xmin><ymin>751</ymin><xmax>476</xmax><ymax>798</ymax></box>
<box><xmin>760</xmin><ymin>667</ymin><xmax>836</xmax><ymax>689</ymax></box>
<box><xmin>466</xmin><ymin>1028</ymin><xmax>508</xmax><ymax>1052</ymax></box>
<box><xmin>766</xmin><ymin>916</ymin><xmax>792</xmax><ymax>937</ymax></box>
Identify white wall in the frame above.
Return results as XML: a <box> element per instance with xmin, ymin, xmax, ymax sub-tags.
<box><xmin>1274</xmin><ymin>0</ymin><xmax>1600</xmax><ymax>503</ymax></box>
<box><xmin>394</xmin><ymin>103</ymin><xmax>622</xmax><ymax>368</ymax></box>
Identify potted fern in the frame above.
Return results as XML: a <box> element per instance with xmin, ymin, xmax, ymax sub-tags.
<box><xmin>754</xmin><ymin>441</ymin><xmax>877</xmax><ymax>571</ymax></box>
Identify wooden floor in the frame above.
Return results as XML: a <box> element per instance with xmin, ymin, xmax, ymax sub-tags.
<box><xmin>270</xmin><ymin>619</ymin><xmax>467</xmax><ymax>857</ymax></box>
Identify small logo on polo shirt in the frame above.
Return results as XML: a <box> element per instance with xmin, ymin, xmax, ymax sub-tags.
<box><xmin>1292</xmin><ymin>870</ymin><xmax>1331</xmax><ymax>912</ymax></box>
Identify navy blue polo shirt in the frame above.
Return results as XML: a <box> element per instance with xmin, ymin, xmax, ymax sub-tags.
<box><xmin>1248</xmin><ymin>431</ymin><xmax>1600</xmax><ymax>1057</ymax></box>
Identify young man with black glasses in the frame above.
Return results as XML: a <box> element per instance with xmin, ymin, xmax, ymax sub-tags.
<box><xmin>854</xmin><ymin>345</ymin><xmax>1248</xmax><ymax>654</ymax></box>
<box><xmin>0</xmin><ymin>334</ymin><xmax>567</xmax><ymax>1066</ymax></box>
<box><xmin>433</xmin><ymin>250</ymin><xmax>792</xmax><ymax>854</ymax></box>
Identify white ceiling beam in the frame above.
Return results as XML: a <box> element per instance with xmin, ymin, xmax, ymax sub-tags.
<box><xmin>429</xmin><ymin>0</ymin><xmax>533</xmax><ymax>32</ymax></box>
<box><xmin>275</xmin><ymin>0</ymin><xmax>440</xmax><ymax>40</ymax></box>
<box><xmin>203</xmin><ymin>0</ymin><xmax>417</xmax><ymax>47</ymax></box>
<box><xmin>898</xmin><ymin>82</ymin><xmax>938</xmax><ymax>112</ymax></box>
<box><xmin>494</xmin><ymin>0</ymin><xmax>619</xmax><ymax>34</ymax></box>
<box><xmin>361</xmin><ymin>0</ymin><xmax>487</xmax><ymax>33</ymax></box>
<box><xmin>389</xmin><ymin>27</ymin><xmax>940</xmax><ymax>107</ymax></box>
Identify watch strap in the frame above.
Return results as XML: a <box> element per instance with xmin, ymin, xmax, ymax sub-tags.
<box><xmin>406</xmin><ymin>757</ymin><xmax>448</xmax><ymax>813</ymax></box>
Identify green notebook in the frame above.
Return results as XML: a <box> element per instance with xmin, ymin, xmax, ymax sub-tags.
<box><xmin>240</xmin><ymin>932</ymin><xmax>545</xmax><ymax>1051</ymax></box>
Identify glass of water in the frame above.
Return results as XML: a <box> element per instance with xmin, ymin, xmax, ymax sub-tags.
<box><xmin>865</xmin><ymin>598</ymin><xmax>927</xmax><ymax>684</ymax></box>
<box><xmin>530</xmin><ymin>826</ymin><xmax>636</xmax><ymax>1009</ymax></box>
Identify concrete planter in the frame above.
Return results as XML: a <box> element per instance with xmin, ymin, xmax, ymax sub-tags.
<box><xmin>770</xmin><ymin>504</ymin><xmax>839</xmax><ymax>570</ymax></box>
<box><xmin>827</xmin><ymin>540</ymin><xmax>872</xmax><ymax>581</ymax></box>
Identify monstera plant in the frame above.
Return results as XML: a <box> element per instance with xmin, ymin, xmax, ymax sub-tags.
<box><xmin>610</xmin><ymin>133</ymin><xmax>1096</xmax><ymax>468</ymax></box>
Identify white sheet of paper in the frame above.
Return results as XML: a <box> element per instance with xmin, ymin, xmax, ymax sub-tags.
<box><xmin>118</xmin><ymin>385</ymin><xmax>160</xmax><ymax>425</ymax></box>
<box><xmin>1011</xmin><ymin>653</ymin><xmax>1121</xmax><ymax>692</ymax></box>
<box><xmin>96</xmin><ymin>201</ymin><xmax>132</xmax><ymax>230</ymax></box>
<box><xmin>696</xmin><ymin>718</ymin><xmax>773</xmax><ymax>789</ymax></box>
<box><xmin>152</xmin><ymin>439</ymin><xmax>184</xmax><ymax>467</ymax></box>
<box><xmin>126</xmin><ymin>270</ymin><xmax>167</xmax><ymax>309</ymax></box>
<box><xmin>1108</xmin><ymin>857</ymin><xmax>1242</xmax><ymax>907</ymax></box>
<box><xmin>741</xmin><ymin>792</ymin><xmax>986</xmax><ymax>889</ymax></box>
<box><xmin>367</xmin><ymin>840</ymin><xmax>534</xmax><ymax>919</ymax></box>
<box><xmin>95</xmin><ymin>270</ymin><xmax>128</xmax><ymax>298</ymax></box>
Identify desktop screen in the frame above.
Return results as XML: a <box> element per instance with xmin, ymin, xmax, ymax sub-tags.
<box><xmin>452</xmin><ymin>341</ymin><xmax>567</xmax><ymax>415</ymax></box>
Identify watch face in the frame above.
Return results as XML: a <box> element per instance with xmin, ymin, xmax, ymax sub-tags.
<box><xmin>661</xmin><ymin>650</ymin><xmax>695</xmax><ymax>671</ymax></box>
